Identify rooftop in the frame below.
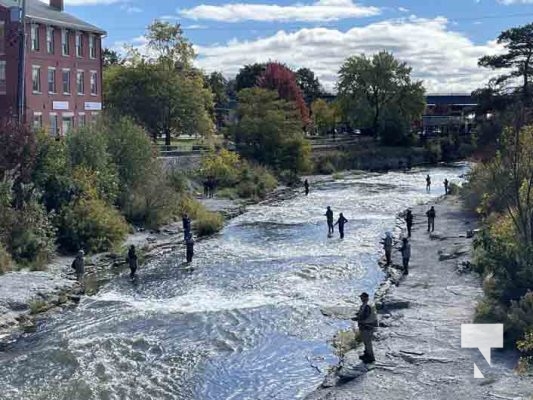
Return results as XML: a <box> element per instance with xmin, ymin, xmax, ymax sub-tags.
<box><xmin>0</xmin><ymin>0</ymin><xmax>105</xmax><ymax>34</ymax></box>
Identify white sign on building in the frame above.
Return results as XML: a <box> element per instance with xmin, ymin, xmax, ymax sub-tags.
<box><xmin>52</xmin><ymin>101</ymin><xmax>69</xmax><ymax>110</ymax></box>
<box><xmin>84</xmin><ymin>102</ymin><xmax>102</xmax><ymax>111</ymax></box>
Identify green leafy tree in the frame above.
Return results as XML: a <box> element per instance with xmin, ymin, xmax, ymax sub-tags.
<box><xmin>311</xmin><ymin>99</ymin><xmax>337</xmax><ymax>135</ymax></box>
<box><xmin>104</xmin><ymin>22</ymin><xmax>214</xmax><ymax>145</ymax></box>
<box><xmin>337</xmin><ymin>51</ymin><xmax>425</xmax><ymax>138</ymax></box>
<box><xmin>235</xmin><ymin>63</ymin><xmax>266</xmax><ymax>92</ymax></box>
<box><xmin>229</xmin><ymin>88</ymin><xmax>311</xmax><ymax>172</ymax></box>
<box><xmin>479</xmin><ymin>22</ymin><xmax>533</xmax><ymax>101</ymax></box>
<box><xmin>102</xmin><ymin>48</ymin><xmax>122</xmax><ymax>68</ymax></box>
<box><xmin>296</xmin><ymin>67</ymin><xmax>324</xmax><ymax>105</ymax></box>
<box><xmin>205</xmin><ymin>72</ymin><xmax>230</xmax><ymax>130</ymax></box>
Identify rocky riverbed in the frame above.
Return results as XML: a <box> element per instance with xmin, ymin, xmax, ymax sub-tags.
<box><xmin>0</xmin><ymin>195</ymin><xmax>250</xmax><ymax>345</ymax></box>
<box><xmin>307</xmin><ymin>196</ymin><xmax>533</xmax><ymax>400</ymax></box>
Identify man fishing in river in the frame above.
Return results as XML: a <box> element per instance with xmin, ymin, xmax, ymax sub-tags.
<box><xmin>325</xmin><ymin>206</ymin><xmax>334</xmax><ymax>235</ymax></box>
<box><xmin>334</xmin><ymin>213</ymin><xmax>348</xmax><ymax>239</ymax></box>
<box><xmin>353</xmin><ymin>292</ymin><xmax>377</xmax><ymax>363</ymax></box>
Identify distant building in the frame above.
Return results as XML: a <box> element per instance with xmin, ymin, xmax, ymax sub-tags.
<box><xmin>421</xmin><ymin>94</ymin><xmax>477</xmax><ymax>136</ymax></box>
<box><xmin>0</xmin><ymin>0</ymin><xmax>105</xmax><ymax>135</ymax></box>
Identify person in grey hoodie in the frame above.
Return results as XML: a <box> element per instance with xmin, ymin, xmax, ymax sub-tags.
<box><xmin>400</xmin><ymin>238</ymin><xmax>411</xmax><ymax>275</ymax></box>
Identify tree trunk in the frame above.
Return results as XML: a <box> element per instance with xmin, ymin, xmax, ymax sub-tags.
<box><xmin>165</xmin><ymin>127</ymin><xmax>171</xmax><ymax>147</ymax></box>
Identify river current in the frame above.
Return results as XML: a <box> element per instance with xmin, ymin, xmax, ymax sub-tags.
<box><xmin>0</xmin><ymin>166</ymin><xmax>467</xmax><ymax>400</ymax></box>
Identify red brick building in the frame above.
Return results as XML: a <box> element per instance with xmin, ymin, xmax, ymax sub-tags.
<box><xmin>0</xmin><ymin>0</ymin><xmax>105</xmax><ymax>135</ymax></box>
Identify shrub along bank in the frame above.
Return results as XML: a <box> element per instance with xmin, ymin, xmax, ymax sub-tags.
<box><xmin>462</xmin><ymin>125</ymin><xmax>533</xmax><ymax>371</ymax></box>
<box><xmin>0</xmin><ymin>116</ymin><xmax>224</xmax><ymax>274</ymax></box>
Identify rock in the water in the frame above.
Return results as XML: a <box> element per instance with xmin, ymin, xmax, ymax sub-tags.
<box><xmin>320</xmin><ymin>306</ymin><xmax>358</xmax><ymax>319</ymax></box>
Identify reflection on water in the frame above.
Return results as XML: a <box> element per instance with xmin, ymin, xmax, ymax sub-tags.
<box><xmin>0</xmin><ymin>166</ymin><xmax>467</xmax><ymax>400</ymax></box>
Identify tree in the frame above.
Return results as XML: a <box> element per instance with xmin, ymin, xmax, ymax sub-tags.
<box><xmin>104</xmin><ymin>22</ymin><xmax>214</xmax><ymax>145</ymax></box>
<box><xmin>0</xmin><ymin>120</ymin><xmax>36</xmax><ymax>184</ymax></box>
<box><xmin>296</xmin><ymin>67</ymin><xmax>323</xmax><ymax>105</ymax></box>
<box><xmin>337</xmin><ymin>51</ymin><xmax>425</xmax><ymax>138</ymax></box>
<box><xmin>311</xmin><ymin>99</ymin><xmax>337</xmax><ymax>135</ymax></box>
<box><xmin>479</xmin><ymin>23</ymin><xmax>533</xmax><ymax>101</ymax></box>
<box><xmin>229</xmin><ymin>88</ymin><xmax>311</xmax><ymax>172</ymax></box>
<box><xmin>205</xmin><ymin>72</ymin><xmax>230</xmax><ymax>130</ymax></box>
<box><xmin>102</xmin><ymin>48</ymin><xmax>122</xmax><ymax>68</ymax></box>
<box><xmin>235</xmin><ymin>63</ymin><xmax>266</xmax><ymax>92</ymax></box>
<box><xmin>258</xmin><ymin>62</ymin><xmax>310</xmax><ymax>126</ymax></box>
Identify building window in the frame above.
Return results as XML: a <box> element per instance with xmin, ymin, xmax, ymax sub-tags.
<box><xmin>31</xmin><ymin>24</ymin><xmax>39</xmax><ymax>51</ymax></box>
<box><xmin>32</xmin><ymin>66</ymin><xmax>41</xmax><ymax>93</ymax></box>
<box><xmin>78</xmin><ymin>113</ymin><xmax>86</xmax><ymax>127</ymax></box>
<box><xmin>46</xmin><ymin>27</ymin><xmax>54</xmax><ymax>54</ymax></box>
<box><xmin>75</xmin><ymin>32</ymin><xmax>83</xmax><ymax>57</ymax></box>
<box><xmin>76</xmin><ymin>71</ymin><xmax>84</xmax><ymax>94</ymax></box>
<box><xmin>0</xmin><ymin>22</ymin><xmax>5</xmax><ymax>54</ymax></box>
<box><xmin>0</xmin><ymin>61</ymin><xmax>5</xmax><ymax>94</ymax></box>
<box><xmin>48</xmin><ymin>68</ymin><xmax>56</xmax><ymax>93</ymax></box>
<box><xmin>61</xmin><ymin>29</ymin><xmax>69</xmax><ymax>56</ymax></box>
<box><xmin>62</xmin><ymin>116</ymin><xmax>73</xmax><ymax>134</ymax></box>
<box><xmin>90</xmin><ymin>71</ymin><xmax>97</xmax><ymax>95</ymax></box>
<box><xmin>33</xmin><ymin>113</ymin><xmax>42</xmax><ymax>131</ymax></box>
<box><xmin>89</xmin><ymin>34</ymin><xmax>96</xmax><ymax>58</ymax></box>
<box><xmin>50</xmin><ymin>114</ymin><xmax>58</xmax><ymax>136</ymax></box>
<box><xmin>62</xmin><ymin>70</ymin><xmax>70</xmax><ymax>94</ymax></box>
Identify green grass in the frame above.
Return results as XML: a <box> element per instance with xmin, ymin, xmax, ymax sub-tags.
<box><xmin>29</xmin><ymin>299</ymin><xmax>49</xmax><ymax>315</ymax></box>
<box><xmin>333</xmin><ymin>328</ymin><xmax>361</xmax><ymax>357</ymax></box>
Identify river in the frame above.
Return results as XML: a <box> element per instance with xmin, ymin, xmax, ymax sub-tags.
<box><xmin>0</xmin><ymin>166</ymin><xmax>467</xmax><ymax>400</ymax></box>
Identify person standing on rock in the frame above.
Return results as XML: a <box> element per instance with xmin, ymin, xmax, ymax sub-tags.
<box><xmin>304</xmin><ymin>179</ymin><xmax>310</xmax><ymax>196</ymax></box>
<box><xmin>185</xmin><ymin>233</ymin><xmax>195</xmax><ymax>263</ymax></box>
<box><xmin>127</xmin><ymin>245</ymin><xmax>138</xmax><ymax>280</ymax></box>
<box><xmin>426</xmin><ymin>206</ymin><xmax>436</xmax><ymax>232</ymax></box>
<box><xmin>182</xmin><ymin>213</ymin><xmax>192</xmax><ymax>240</ymax></box>
<box><xmin>381</xmin><ymin>232</ymin><xmax>393</xmax><ymax>265</ymax></box>
<box><xmin>426</xmin><ymin>174</ymin><xmax>431</xmax><ymax>192</ymax></box>
<box><xmin>400</xmin><ymin>238</ymin><xmax>411</xmax><ymax>275</ymax></box>
<box><xmin>405</xmin><ymin>209</ymin><xmax>413</xmax><ymax>238</ymax></box>
<box><xmin>443</xmin><ymin>178</ymin><xmax>449</xmax><ymax>195</ymax></box>
<box><xmin>334</xmin><ymin>213</ymin><xmax>348</xmax><ymax>239</ymax></box>
<box><xmin>71</xmin><ymin>250</ymin><xmax>85</xmax><ymax>283</ymax></box>
<box><xmin>325</xmin><ymin>206</ymin><xmax>334</xmax><ymax>235</ymax></box>
<box><xmin>356</xmin><ymin>292</ymin><xmax>377</xmax><ymax>363</ymax></box>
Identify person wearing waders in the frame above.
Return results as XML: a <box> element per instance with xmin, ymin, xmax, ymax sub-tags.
<box><xmin>182</xmin><ymin>213</ymin><xmax>191</xmax><ymax>240</ymax></box>
<box><xmin>405</xmin><ymin>209</ymin><xmax>413</xmax><ymax>238</ymax></box>
<box><xmin>426</xmin><ymin>206</ymin><xmax>436</xmax><ymax>232</ymax></box>
<box><xmin>71</xmin><ymin>250</ymin><xmax>85</xmax><ymax>284</ymax></box>
<box><xmin>185</xmin><ymin>234</ymin><xmax>195</xmax><ymax>263</ymax></box>
<box><xmin>354</xmin><ymin>292</ymin><xmax>377</xmax><ymax>363</ymax></box>
<box><xmin>400</xmin><ymin>237</ymin><xmax>411</xmax><ymax>275</ymax></box>
<box><xmin>325</xmin><ymin>206</ymin><xmax>334</xmax><ymax>235</ymax></box>
<box><xmin>334</xmin><ymin>213</ymin><xmax>348</xmax><ymax>239</ymax></box>
<box><xmin>443</xmin><ymin>178</ymin><xmax>449</xmax><ymax>195</ymax></box>
<box><xmin>381</xmin><ymin>232</ymin><xmax>393</xmax><ymax>265</ymax></box>
<box><xmin>127</xmin><ymin>245</ymin><xmax>138</xmax><ymax>280</ymax></box>
<box><xmin>304</xmin><ymin>179</ymin><xmax>310</xmax><ymax>196</ymax></box>
<box><xmin>426</xmin><ymin>174</ymin><xmax>431</xmax><ymax>192</ymax></box>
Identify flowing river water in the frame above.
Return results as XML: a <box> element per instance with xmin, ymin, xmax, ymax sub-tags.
<box><xmin>0</xmin><ymin>166</ymin><xmax>468</xmax><ymax>400</ymax></box>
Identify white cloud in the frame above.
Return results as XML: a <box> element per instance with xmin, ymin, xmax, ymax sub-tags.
<box><xmin>498</xmin><ymin>0</ymin><xmax>533</xmax><ymax>4</ymax></box>
<box><xmin>193</xmin><ymin>17</ymin><xmax>502</xmax><ymax>93</ymax></box>
<box><xmin>179</xmin><ymin>0</ymin><xmax>380</xmax><ymax>22</ymax></box>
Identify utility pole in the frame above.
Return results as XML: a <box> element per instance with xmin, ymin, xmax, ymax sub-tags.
<box><xmin>16</xmin><ymin>0</ymin><xmax>26</xmax><ymax>124</ymax></box>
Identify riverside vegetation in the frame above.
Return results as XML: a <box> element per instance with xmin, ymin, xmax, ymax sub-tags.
<box><xmin>462</xmin><ymin>22</ymin><xmax>533</xmax><ymax>372</ymax></box>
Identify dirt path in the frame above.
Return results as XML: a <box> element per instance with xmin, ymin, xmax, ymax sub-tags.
<box><xmin>308</xmin><ymin>196</ymin><xmax>533</xmax><ymax>400</ymax></box>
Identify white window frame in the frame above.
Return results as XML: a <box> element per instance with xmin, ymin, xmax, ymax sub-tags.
<box><xmin>49</xmin><ymin>113</ymin><xmax>59</xmax><ymax>136</ymax></box>
<box><xmin>89</xmin><ymin>34</ymin><xmax>96</xmax><ymax>59</ymax></box>
<box><xmin>90</xmin><ymin>70</ymin><xmax>97</xmax><ymax>95</ymax></box>
<box><xmin>0</xmin><ymin>61</ymin><xmax>5</xmax><ymax>95</ymax></box>
<box><xmin>61</xmin><ymin>29</ymin><xmax>69</xmax><ymax>56</ymax></box>
<box><xmin>46</xmin><ymin>26</ymin><xmax>54</xmax><ymax>54</ymax></box>
<box><xmin>31</xmin><ymin>24</ymin><xmax>39</xmax><ymax>51</ymax></box>
<box><xmin>32</xmin><ymin>65</ymin><xmax>41</xmax><ymax>93</ymax></box>
<box><xmin>33</xmin><ymin>112</ymin><xmax>43</xmax><ymax>130</ymax></box>
<box><xmin>78</xmin><ymin>112</ymin><xmax>86</xmax><ymax>127</ymax></box>
<box><xmin>47</xmin><ymin>67</ymin><xmax>56</xmax><ymax>94</ymax></box>
<box><xmin>76</xmin><ymin>70</ymin><xmax>84</xmax><ymax>95</ymax></box>
<box><xmin>62</xmin><ymin>68</ymin><xmax>70</xmax><ymax>94</ymax></box>
<box><xmin>75</xmin><ymin>32</ymin><xmax>82</xmax><ymax>57</ymax></box>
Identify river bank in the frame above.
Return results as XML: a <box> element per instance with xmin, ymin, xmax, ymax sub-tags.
<box><xmin>308</xmin><ymin>195</ymin><xmax>533</xmax><ymax>399</ymax></box>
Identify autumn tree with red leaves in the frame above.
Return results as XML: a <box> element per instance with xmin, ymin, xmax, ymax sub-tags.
<box><xmin>258</xmin><ymin>62</ymin><xmax>310</xmax><ymax>126</ymax></box>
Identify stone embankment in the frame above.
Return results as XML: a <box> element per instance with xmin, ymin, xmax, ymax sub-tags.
<box><xmin>309</xmin><ymin>196</ymin><xmax>533</xmax><ymax>400</ymax></box>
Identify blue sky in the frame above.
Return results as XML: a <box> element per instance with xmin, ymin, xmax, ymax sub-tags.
<box><xmin>60</xmin><ymin>0</ymin><xmax>533</xmax><ymax>92</ymax></box>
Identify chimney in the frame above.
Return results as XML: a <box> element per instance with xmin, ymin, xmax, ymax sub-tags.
<box><xmin>50</xmin><ymin>0</ymin><xmax>64</xmax><ymax>11</ymax></box>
